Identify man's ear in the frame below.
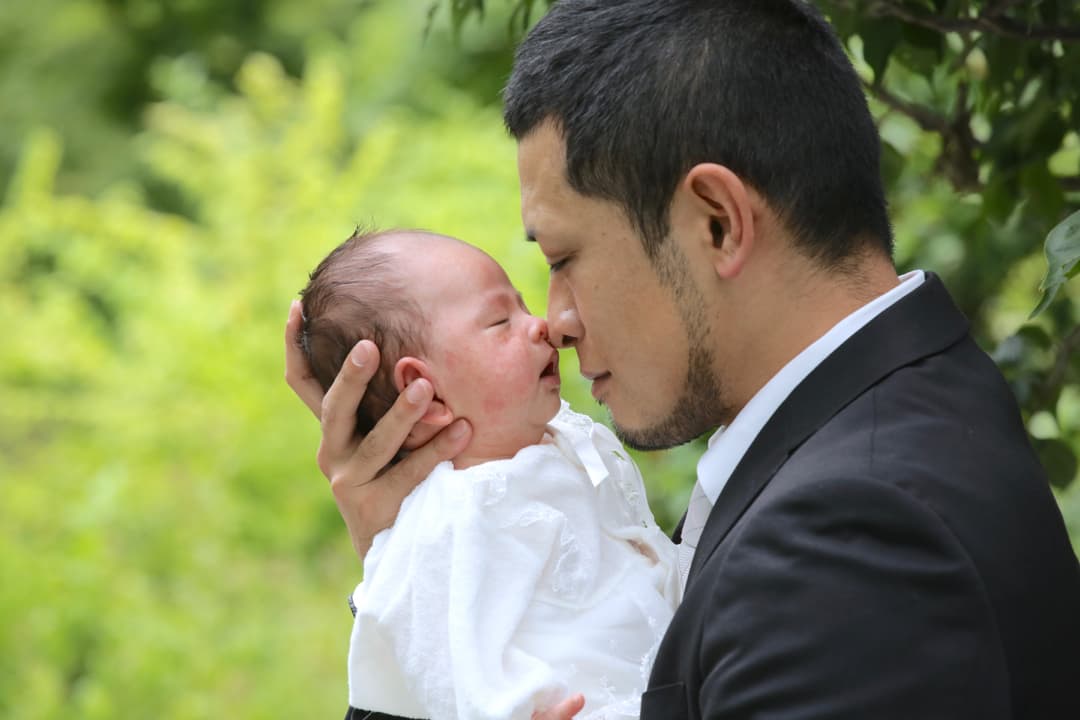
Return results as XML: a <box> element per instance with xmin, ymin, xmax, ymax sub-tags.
<box><xmin>680</xmin><ymin>163</ymin><xmax>756</xmax><ymax>280</ymax></box>
<box><xmin>394</xmin><ymin>356</ymin><xmax>454</xmax><ymax>437</ymax></box>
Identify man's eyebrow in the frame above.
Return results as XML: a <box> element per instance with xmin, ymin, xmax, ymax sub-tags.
<box><xmin>524</xmin><ymin>230</ymin><xmax>536</xmax><ymax>243</ymax></box>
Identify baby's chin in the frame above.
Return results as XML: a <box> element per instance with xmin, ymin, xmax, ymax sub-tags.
<box><xmin>454</xmin><ymin>408</ymin><xmax>562</xmax><ymax>468</ymax></box>
<box><xmin>541</xmin><ymin>402</ymin><xmax>561</xmax><ymax>426</ymax></box>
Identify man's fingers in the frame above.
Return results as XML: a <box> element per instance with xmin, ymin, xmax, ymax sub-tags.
<box><xmin>319</xmin><ymin>341</ymin><xmax>381</xmax><ymax>464</ymax></box>
<box><xmin>353</xmin><ymin>417</ymin><xmax>471</xmax><ymax>543</ymax></box>
<box><xmin>392</xmin><ymin>417</ymin><xmax>472</xmax><ymax>485</ymax></box>
<box><xmin>321</xmin><ymin>383</ymin><xmax>470</xmax><ymax>563</ymax></box>
<box><xmin>532</xmin><ymin>694</ymin><xmax>585</xmax><ymax>720</ymax></box>
<box><xmin>401</xmin><ymin>410</ymin><xmax>455</xmax><ymax>451</ymax></box>
<box><xmin>284</xmin><ymin>299</ymin><xmax>325</xmax><ymax>418</ymax></box>
<box><xmin>351</xmin><ymin>378</ymin><xmax>435</xmax><ymax>474</ymax></box>
<box><xmin>326</xmin><ymin>382</ymin><xmax>455</xmax><ymax>559</ymax></box>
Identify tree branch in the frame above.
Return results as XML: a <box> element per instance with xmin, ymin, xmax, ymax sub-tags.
<box><xmin>984</xmin><ymin>0</ymin><xmax>1026</xmax><ymax>15</ymax></box>
<box><xmin>865</xmin><ymin>78</ymin><xmax>983</xmax><ymax>191</ymax></box>
<box><xmin>864</xmin><ymin>80</ymin><xmax>950</xmax><ymax>135</ymax></box>
<box><xmin>864</xmin><ymin>0</ymin><xmax>1080</xmax><ymax>42</ymax></box>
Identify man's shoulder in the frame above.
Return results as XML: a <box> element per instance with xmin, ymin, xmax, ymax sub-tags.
<box><xmin>769</xmin><ymin>347</ymin><xmax>1043</xmax><ymax>524</ymax></box>
<box><xmin>796</xmin><ymin>333</ymin><xmax>1028</xmax><ymax>470</ymax></box>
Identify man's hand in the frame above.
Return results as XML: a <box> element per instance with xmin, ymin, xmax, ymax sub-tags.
<box><xmin>532</xmin><ymin>694</ymin><xmax>585</xmax><ymax>720</ymax></box>
<box><xmin>285</xmin><ymin>300</ymin><xmax>472</xmax><ymax>560</ymax></box>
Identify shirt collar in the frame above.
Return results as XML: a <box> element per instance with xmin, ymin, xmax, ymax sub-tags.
<box><xmin>695</xmin><ymin>270</ymin><xmax>925</xmax><ymax>504</ymax></box>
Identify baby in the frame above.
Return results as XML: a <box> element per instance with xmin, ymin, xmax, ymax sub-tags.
<box><xmin>299</xmin><ymin>229</ymin><xmax>680</xmax><ymax>720</ymax></box>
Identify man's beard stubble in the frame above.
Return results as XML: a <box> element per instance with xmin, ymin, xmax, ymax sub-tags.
<box><xmin>613</xmin><ymin>336</ymin><xmax>727</xmax><ymax>451</ymax></box>
<box><xmin>610</xmin><ymin>243</ymin><xmax>731</xmax><ymax>451</ymax></box>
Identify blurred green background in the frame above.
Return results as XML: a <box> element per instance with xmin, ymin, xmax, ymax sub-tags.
<box><xmin>2</xmin><ymin>0</ymin><xmax>1078</xmax><ymax>716</ymax></box>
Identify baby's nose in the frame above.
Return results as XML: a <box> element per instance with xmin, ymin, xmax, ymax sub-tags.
<box><xmin>528</xmin><ymin>315</ymin><xmax>549</xmax><ymax>343</ymax></box>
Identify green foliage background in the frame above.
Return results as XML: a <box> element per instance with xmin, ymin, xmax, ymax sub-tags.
<box><xmin>1</xmin><ymin>0</ymin><xmax>1077</xmax><ymax>715</ymax></box>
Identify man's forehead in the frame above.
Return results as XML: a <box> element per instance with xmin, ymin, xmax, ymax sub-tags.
<box><xmin>517</xmin><ymin>122</ymin><xmax>568</xmax><ymax>189</ymax></box>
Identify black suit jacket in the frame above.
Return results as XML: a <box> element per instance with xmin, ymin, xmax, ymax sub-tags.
<box><xmin>643</xmin><ymin>274</ymin><xmax>1080</xmax><ymax>719</ymax></box>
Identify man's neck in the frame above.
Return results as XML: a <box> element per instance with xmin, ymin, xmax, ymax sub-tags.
<box><xmin>724</xmin><ymin>253</ymin><xmax>900</xmax><ymax>421</ymax></box>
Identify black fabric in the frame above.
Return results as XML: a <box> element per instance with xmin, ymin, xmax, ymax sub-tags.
<box><xmin>344</xmin><ymin>709</ymin><xmax>422</xmax><ymax>720</ymax></box>
<box><xmin>646</xmin><ymin>273</ymin><xmax>1080</xmax><ymax>719</ymax></box>
<box><xmin>671</xmin><ymin>511</ymin><xmax>685</xmax><ymax>545</ymax></box>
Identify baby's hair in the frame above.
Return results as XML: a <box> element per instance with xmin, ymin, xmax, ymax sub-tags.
<box><xmin>298</xmin><ymin>228</ymin><xmax>428</xmax><ymax>437</ymax></box>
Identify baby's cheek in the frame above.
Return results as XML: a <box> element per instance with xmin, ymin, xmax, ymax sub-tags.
<box><xmin>478</xmin><ymin>366</ymin><xmax>523</xmax><ymax>417</ymax></box>
<box><xmin>482</xmin><ymin>392</ymin><xmax>510</xmax><ymax>416</ymax></box>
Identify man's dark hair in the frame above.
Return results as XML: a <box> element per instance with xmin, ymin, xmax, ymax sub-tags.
<box><xmin>503</xmin><ymin>0</ymin><xmax>893</xmax><ymax>267</ymax></box>
<box><xmin>298</xmin><ymin>229</ymin><xmax>427</xmax><ymax>437</ymax></box>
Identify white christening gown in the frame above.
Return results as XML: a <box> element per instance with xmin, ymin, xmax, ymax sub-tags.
<box><xmin>347</xmin><ymin>403</ymin><xmax>680</xmax><ymax>720</ymax></box>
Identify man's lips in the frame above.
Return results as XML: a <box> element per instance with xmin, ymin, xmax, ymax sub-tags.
<box><xmin>582</xmin><ymin>370</ymin><xmax>612</xmax><ymax>400</ymax></box>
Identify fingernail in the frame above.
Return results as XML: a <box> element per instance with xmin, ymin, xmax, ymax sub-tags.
<box><xmin>405</xmin><ymin>380</ymin><xmax>427</xmax><ymax>403</ymax></box>
<box><xmin>351</xmin><ymin>344</ymin><xmax>369</xmax><ymax>367</ymax></box>
<box><xmin>448</xmin><ymin>420</ymin><xmax>468</xmax><ymax>440</ymax></box>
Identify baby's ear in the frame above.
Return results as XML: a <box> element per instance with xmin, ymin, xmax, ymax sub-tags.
<box><xmin>394</xmin><ymin>356</ymin><xmax>454</xmax><ymax>433</ymax></box>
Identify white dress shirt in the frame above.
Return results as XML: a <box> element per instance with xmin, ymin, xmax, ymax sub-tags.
<box><xmin>678</xmin><ymin>270</ymin><xmax>926</xmax><ymax>584</ymax></box>
<box><xmin>349</xmin><ymin>403</ymin><xmax>681</xmax><ymax>720</ymax></box>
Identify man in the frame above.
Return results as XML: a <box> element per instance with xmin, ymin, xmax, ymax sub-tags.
<box><xmin>286</xmin><ymin>1</ymin><xmax>1080</xmax><ymax>717</ymax></box>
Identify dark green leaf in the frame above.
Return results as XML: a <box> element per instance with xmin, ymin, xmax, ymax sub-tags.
<box><xmin>879</xmin><ymin>140</ymin><xmax>905</xmax><ymax>188</ymax></box>
<box><xmin>508</xmin><ymin>0</ymin><xmax>538</xmax><ymax>34</ymax></box>
<box><xmin>981</xmin><ymin>172</ymin><xmax>1018</xmax><ymax>224</ymax></box>
<box><xmin>900</xmin><ymin>22</ymin><xmax>942</xmax><ymax>56</ymax></box>
<box><xmin>1033</xmin><ymin>437</ymin><xmax>1078</xmax><ymax>489</ymax></box>
<box><xmin>1017</xmin><ymin>324</ymin><xmax>1054</xmax><ymax>351</ymax></box>
<box><xmin>821</xmin><ymin>2</ymin><xmax>857</xmax><ymax>39</ymax></box>
<box><xmin>860</xmin><ymin>19</ymin><xmax>902</xmax><ymax>83</ymax></box>
<box><xmin>1032</xmin><ymin>209</ymin><xmax>1080</xmax><ymax>318</ymax></box>
<box><xmin>1020</xmin><ymin>162</ymin><xmax>1066</xmax><ymax>229</ymax></box>
<box><xmin>1038</xmin><ymin>0</ymin><xmax>1061</xmax><ymax>26</ymax></box>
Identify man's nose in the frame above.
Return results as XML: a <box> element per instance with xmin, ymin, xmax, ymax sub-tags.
<box><xmin>547</xmin><ymin>308</ymin><xmax>581</xmax><ymax>349</ymax></box>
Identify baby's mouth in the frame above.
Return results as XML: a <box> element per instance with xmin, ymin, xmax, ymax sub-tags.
<box><xmin>540</xmin><ymin>354</ymin><xmax>559</xmax><ymax>379</ymax></box>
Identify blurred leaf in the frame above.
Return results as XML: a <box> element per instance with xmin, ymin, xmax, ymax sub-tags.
<box><xmin>1017</xmin><ymin>324</ymin><xmax>1054</xmax><ymax>351</ymax></box>
<box><xmin>1020</xmin><ymin>162</ymin><xmax>1066</xmax><ymax>229</ymax></box>
<box><xmin>1032</xmin><ymin>209</ymin><xmax>1080</xmax><ymax>318</ymax></box>
<box><xmin>993</xmin><ymin>324</ymin><xmax>1054</xmax><ymax>368</ymax></box>
<box><xmin>1033</xmin><ymin>437</ymin><xmax>1078</xmax><ymax>489</ymax></box>
<box><xmin>4</xmin><ymin>0</ymin><xmax>1080</xmax><ymax>712</ymax></box>
<box><xmin>893</xmin><ymin>22</ymin><xmax>943</xmax><ymax>74</ymax></box>
<box><xmin>860</xmin><ymin>19</ymin><xmax>902</xmax><ymax>83</ymax></box>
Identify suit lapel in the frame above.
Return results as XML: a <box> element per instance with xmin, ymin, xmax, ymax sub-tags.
<box><xmin>685</xmin><ymin>273</ymin><xmax>970</xmax><ymax>587</ymax></box>
<box><xmin>671</xmin><ymin>513</ymin><xmax>686</xmax><ymax>544</ymax></box>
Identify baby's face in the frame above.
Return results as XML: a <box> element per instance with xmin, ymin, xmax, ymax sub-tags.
<box><xmin>405</xmin><ymin>237</ymin><xmax>562</xmax><ymax>455</ymax></box>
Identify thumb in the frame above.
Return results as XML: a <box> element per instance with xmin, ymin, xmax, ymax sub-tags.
<box><xmin>423</xmin><ymin>418</ymin><xmax>470</xmax><ymax>464</ymax></box>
